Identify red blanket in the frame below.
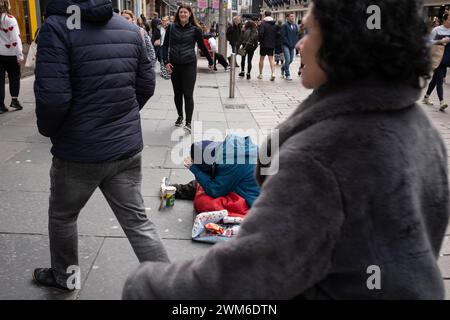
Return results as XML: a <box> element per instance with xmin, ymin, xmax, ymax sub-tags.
<box><xmin>193</xmin><ymin>184</ymin><xmax>249</xmax><ymax>218</ymax></box>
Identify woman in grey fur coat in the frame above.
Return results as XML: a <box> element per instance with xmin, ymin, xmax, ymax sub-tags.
<box><xmin>122</xmin><ymin>0</ymin><xmax>450</xmax><ymax>300</ymax></box>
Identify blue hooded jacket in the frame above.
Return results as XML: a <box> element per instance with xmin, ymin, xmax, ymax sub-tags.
<box><xmin>189</xmin><ymin>135</ymin><xmax>261</xmax><ymax>207</ymax></box>
<box><xmin>34</xmin><ymin>0</ymin><xmax>155</xmax><ymax>163</ymax></box>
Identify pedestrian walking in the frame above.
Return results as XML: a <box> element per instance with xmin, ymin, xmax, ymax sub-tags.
<box><xmin>161</xmin><ymin>4</ymin><xmax>214</xmax><ymax>134</ymax></box>
<box><xmin>32</xmin><ymin>0</ymin><xmax>169</xmax><ymax>291</ymax></box>
<box><xmin>150</xmin><ymin>13</ymin><xmax>161</xmax><ymax>60</ymax></box>
<box><xmin>121</xmin><ymin>10</ymin><xmax>156</xmax><ymax>69</ymax></box>
<box><xmin>423</xmin><ymin>13</ymin><xmax>450</xmax><ymax>111</ymax></box>
<box><xmin>159</xmin><ymin>16</ymin><xmax>171</xmax><ymax>79</ymax></box>
<box><xmin>257</xmin><ymin>11</ymin><xmax>279</xmax><ymax>81</ymax></box>
<box><xmin>274</xmin><ymin>20</ymin><xmax>284</xmax><ymax>67</ymax></box>
<box><xmin>0</xmin><ymin>0</ymin><xmax>23</xmax><ymax>114</ymax></box>
<box><xmin>122</xmin><ymin>0</ymin><xmax>449</xmax><ymax>300</ymax></box>
<box><xmin>226</xmin><ymin>15</ymin><xmax>241</xmax><ymax>67</ymax></box>
<box><xmin>140</xmin><ymin>13</ymin><xmax>151</xmax><ymax>34</ymax></box>
<box><xmin>281</xmin><ymin>12</ymin><xmax>298</xmax><ymax>80</ymax></box>
<box><xmin>237</xmin><ymin>20</ymin><xmax>259</xmax><ymax>80</ymax></box>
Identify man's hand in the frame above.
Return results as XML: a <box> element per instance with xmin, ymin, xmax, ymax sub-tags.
<box><xmin>165</xmin><ymin>63</ymin><xmax>173</xmax><ymax>74</ymax></box>
<box><xmin>184</xmin><ymin>156</ymin><xmax>193</xmax><ymax>169</ymax></box>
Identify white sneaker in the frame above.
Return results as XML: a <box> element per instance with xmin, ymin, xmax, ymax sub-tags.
<box><xmin>422</xmin><ymin>97</ymin><xmax>433</xmax><ymax>106</ymax></box>
<box><xmin>184</xmin><ymin>123</ymin><xmax>192</xmax><ymax>134</ymax></box>
<box><xmin>439</xmin><ymin>102</ymin><xmax>448</xmax><ymax>112</ymax></box>
<box><xmin>257</xmin><ymin>74</ymin><xmax>263</xmax><ymax>80</ymax></box>
<box><xmin>285</xmin><ymin>76</ymin><xmax>292</xmax><ymax>81</ymax></box>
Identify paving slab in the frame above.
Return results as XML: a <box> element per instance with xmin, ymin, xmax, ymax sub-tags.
<box><xmin>139</xmin><ymin>108</ymin><xmax>168</xmax><ymax>120</ymax></box>
<box><xmin>0</xmin><ymin>233</ymin><xmax>102</xmax><ymax>300</ymax></box>
<box><xmin>0</xmin><ymin>190</ymin><xmax>126</xmax><ymax>237</ymax></box>
<box><xmin>7</xmin><ymin>142</ymin><xmax>52</xmax><ymax>165</ymax></box>
<box><xmin>198</xmin><ymin>111</ymin><xmax>227</xmax><ymax>122</ymax></box>
<box><xmin>441</xmin><ymin>236</ymin><xmax>450</xmax><ymax>256</ymax></box>
<box><xmin>141</xmin><ymin>145</ymin><xmax>168</xmax><ymax>168</ymax></box>
<box><xmin>78</xmin><ymin>237</ymin><xmax>210</xmax><ymax>300</ymax></box>
<box><xmin>445</xmin><ymin>280</ymin><xmax>450</xmax><ymax>300</ymax></box>
<box><xmin>144</xmin><ymin>196</ymin><xmax>196</xmax><ymax>240</ymax></box>
<box><xmin>169</xmin><ymin>168</ymin><xmax>195</xmax><ymax>185</ymax></box>
<box><xmin>0</xmin><ymin>141</ymin><xmax>27</xmax><ymax>163</ymax></box>
<box><xmin>438</xmin><ymin>255</ymin><xmax>450</xmax><ymax>279</ymax></box>
<box><xmin>0</xmin><ymin>125</ymin><xmax>44</xmax><ymax>143</ymax></box>
<box><xmin>0</xmin><ymin>163</ymin><xmax>50</xmax><ymax>192</ymax></box>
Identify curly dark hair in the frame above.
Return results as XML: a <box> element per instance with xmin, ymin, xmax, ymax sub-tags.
<box><xmin>312</xmin><ymin>0</ymin><xmax>430</xmax><ymax>88</ymax></box>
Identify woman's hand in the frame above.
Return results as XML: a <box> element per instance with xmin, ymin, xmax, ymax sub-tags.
<box><xmin>184</xmin><ymin>156</ymin><xmax>193</xmax><ymax>169</ymax></box>
<box><xmin>165</xmin><ymin>63</ymin><xmax>173</xmax><ymax>74</ymax></box>
<box><xmin>441</xmin><ymin>37</ymin><xmax>450</xmax><ymax>45</ymax></box>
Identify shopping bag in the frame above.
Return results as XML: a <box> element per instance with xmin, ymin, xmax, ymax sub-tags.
<box><xmin>25</xmin><ymin>41</ymin><xmax>37</xmax><ymax>69</ymax></box>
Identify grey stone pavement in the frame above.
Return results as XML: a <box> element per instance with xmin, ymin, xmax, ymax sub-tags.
<box><xmin>0</xmin><ymin>53</ymin><xmax>449</xmax><ymax>299</ymax></box>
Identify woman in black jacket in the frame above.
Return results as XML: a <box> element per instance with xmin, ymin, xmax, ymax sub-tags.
<box><xmin>237</xmin><ymin>20</ymin><xmax>258</xmax><ymax>79</ymax></box>
<box><xmin>161</xmin><ymin>4</ymin><xmax>213</xmax><ymax>133</ymax></box>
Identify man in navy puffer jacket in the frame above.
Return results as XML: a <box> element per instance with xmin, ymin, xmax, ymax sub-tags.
<box><xmin>33</xmin><ymin>0</ymin><xmax>170</xmax><ymax>291</ymax></box>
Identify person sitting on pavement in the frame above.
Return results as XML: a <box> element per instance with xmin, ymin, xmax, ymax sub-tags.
<box><xmin>171</xmin><ymin>135</ymin><xmax>260</xmax><ymax>216</ymax></box>
<box><xmin>122</xmin><ymin>0</ymin><xmax>449</xmax><ymax>299</ymax></box>
<box><xmin>203</xmin><ymin>27</ymin><xmax>230</xmax><ymax>72</ymax></box>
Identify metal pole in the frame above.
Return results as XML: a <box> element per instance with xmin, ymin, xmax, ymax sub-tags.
<box><xmin>229</xmin><ymin>53</ymin><xmax>236</xmax><ymax>98</ymax></box>
<box><xmin>218</xmin><ymin>0</ymin><xmax>227</xmax><ymax>57</ymax></box>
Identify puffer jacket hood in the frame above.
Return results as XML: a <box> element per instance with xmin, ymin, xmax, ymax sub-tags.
<box><xmin>45</xmin><ymin>0</ymin><xmax>113</xmax><ymax>23</ymax></box>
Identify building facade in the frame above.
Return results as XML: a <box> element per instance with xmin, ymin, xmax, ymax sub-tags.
<box><xmin>260</xmin><ymin>0</ymin><xmax>309</xmax><ymax>24</ymax></box>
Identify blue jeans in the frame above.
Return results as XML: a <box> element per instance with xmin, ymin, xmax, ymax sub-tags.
<box><xmin>48</xmin><ymin>153</ymin><xmax>170</xmax><ymax>287</ymax></box>
<box><xmin>230</xmin><ymin>43</ymin><xmax>238</xmax><ymax>54</ymax></box>
<box><xmin>282</xmin><ymin>46</ymin><xmax>295</xmax><ymax>77</ymax></box>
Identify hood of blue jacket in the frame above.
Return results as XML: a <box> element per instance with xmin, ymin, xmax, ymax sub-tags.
<box><xmin>45</xmin><ymin>0</ymin><xmax>113</xmax><ymax>23</ymax></box>
<box><xmin>215</xmin><ymin>135</ymin><xmax>258</xmax><ymax>166</ymax></box>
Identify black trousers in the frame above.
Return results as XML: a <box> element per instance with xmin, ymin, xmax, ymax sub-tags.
<box><xmin>0</xmin><ymin>55</ymin><xmax>20</xmax><ymax>106</ymax></box>
<box><xmin>170</xmin><ymin>62</ymin><xmax>197</xmax><ymax>124</ymax></box>
<box><xmin>241</xmin><ymin>49</ymin><xmax>255</xmax><ymax>74</ymax></box>
<box><xmin>214</xmin><ymin>53</ymin><xmax>229</xmax><ymax>69</ymax></box>
<box><xmin>427</xmin><ymin>64</ymin><xmax>446</xmax><ymax>101</ymax></box>
<box><xmin>173</xmin><ymin>180</ymin><xmax>197</xmax><ymax>200</ymax></box>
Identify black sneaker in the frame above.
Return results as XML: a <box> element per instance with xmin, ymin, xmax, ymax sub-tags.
<box><xmin>0</xmin><ymin>105</ymin><xmax>7</xmax><ymax>114</ymax></box>
<box><xmin>184</xmin><ymin>122</ymin><xmax>192</xmax><ymax>134</ymax></box>
<box><xmin>246</xmin><ymin>73</ymin><xmax>251</xmax><ymax>80</ymax></box>
<box><xmin>239</xmin><ymin>72</ymin><xmax>245</xmax><ymax>77</ymax></box>
<box><xmin>175</xmin><ymin>116</ymin><xmax>183</xmax><ymax>127</ymax></box>
<box><xmin>32</xmin><ymin>268</ymin><xmax>74</xmax><ymax>291</ymax></box>
<box><xmin>10</xmin><ymin>99</ymin><xmax>23</xmax><ymax>110</ymax></box>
